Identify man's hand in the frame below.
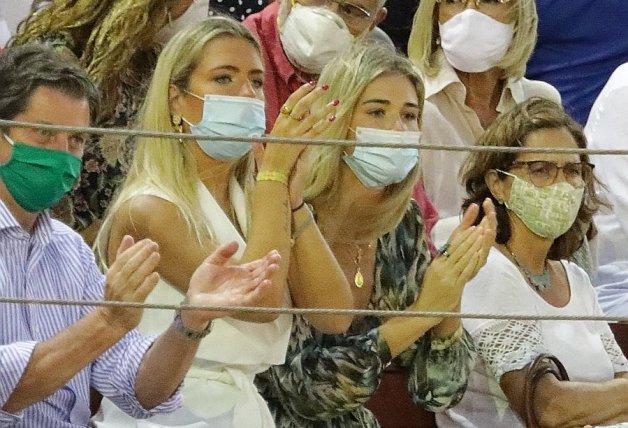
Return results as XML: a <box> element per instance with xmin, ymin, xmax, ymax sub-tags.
<box><xmin>97</xmin><ymin>235</ymin><xmax>161</xmax><ymax>333</ymax></box>
<box><xmin>181</xmin><ymin>242</ymin><xmax>281</xmax><ymax>329</ymax></box>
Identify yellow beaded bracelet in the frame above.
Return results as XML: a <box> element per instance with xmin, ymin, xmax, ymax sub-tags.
<box><xmin>256</xmin><ymin>170</ymin><xmax>288</xmax><ymax>186</ymax></box>
<box><xmin>430</xmin><ymin>325</ymin><xmax>464</xmax><ymax>351</ymax></box>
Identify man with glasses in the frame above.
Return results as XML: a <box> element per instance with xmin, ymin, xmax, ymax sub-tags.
<box><xmin>244</xmin><ymin>0</ymin><xmax>388</xmax><ymax>130</ymax></box>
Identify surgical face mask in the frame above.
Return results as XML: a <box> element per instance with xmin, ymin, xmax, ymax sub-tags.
<box><xmin>0</xmin><ymin>134</ymin><xmax>82</xmax><ymax>212</ymax></box>
<box><xmin>155</xmin><ymin>0</ymin><xmax>210</xmax><ymax>45</ymax></box>
<box><xmin>343</xmin><ymin>127</ymin><xmax>420</xmax><ymax>188</ymax></box>
<box><xmin>439</xmin><ymin>9</ymin><xmax>514</xmax><ymax>73</ymax></box>
<box><xmin>499</xmin><ymin>171</ymin><xmax>584</xmax><ymax>239</ymax></box>
<box><xmin>182</xmin><ymin>92</ymin><xmax>265</xmax><ymax>161</ymax></box>
<box><xmin>279</xmin><ymin>3</ymin><xmax>354</xmax><ymax>75</ymax></box>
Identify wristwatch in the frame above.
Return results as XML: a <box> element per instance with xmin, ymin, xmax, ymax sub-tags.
<box><xmin>173</xmin><ymin>304</ymin><xmax>213</xmax><ymax>340</ymax></box>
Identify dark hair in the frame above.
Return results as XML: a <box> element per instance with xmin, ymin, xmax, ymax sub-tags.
<box><xmin>460</xmin><ymin>97</ymin><xmax>606</xmax><ymax>260</ymax></box>
<box><xmin>0</xmin><ymin>44</ymin><xmax>100</xmax><ymax>124</ymax></box>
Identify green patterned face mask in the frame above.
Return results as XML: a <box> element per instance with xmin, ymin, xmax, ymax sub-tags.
<box><xmin>498</xmin><ymin>170</ymin><xmax>584</xmax><ymax>239</ymax></box>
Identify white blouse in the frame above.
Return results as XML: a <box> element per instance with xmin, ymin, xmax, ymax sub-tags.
<box><xmin>438</xmin><ymin>247</ymin><xmax>628</xmax><ymax>428</ymax></box>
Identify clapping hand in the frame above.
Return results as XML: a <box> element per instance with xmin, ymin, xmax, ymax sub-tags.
<box><xmin>261</xmin><ymin>82</ymin><xmax>339</xmax><ymax>180</ymax></box>
<box><xmin>99</xmin><ymin>236</ymin><xmax>161</xmax><ymax>332</ymax></box>
<box><xmin>180</xmin><ymin>242</ymin><xmax>282</xmax><ymax>329</ymax></box>
<box><xmin>415</xmin><ymin>198</ymin><xmax>496</xmax><ymax>313</ymax></box>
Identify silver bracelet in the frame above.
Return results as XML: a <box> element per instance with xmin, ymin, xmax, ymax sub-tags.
<box><xmin>173</xmin><ymin>300</ymin><xmax>213</xmax><ymax>340</ymax></box>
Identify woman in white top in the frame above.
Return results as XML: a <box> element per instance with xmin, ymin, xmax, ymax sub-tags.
<box><xmin>407</xmin><ymin>0</ymin><xmax>560</xmax><ymax>222</ymax></box>
<box><xmin>439</xmin><ymin>97</ymin><xmax>628</xmax><ymax>428</ymax></box>
<box><xmin>93</xmin><ymin>16</ymin><xmax>353</xmax><ymax>428</ymax></box>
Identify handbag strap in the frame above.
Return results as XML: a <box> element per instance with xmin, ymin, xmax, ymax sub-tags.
<box><xmin>523</xmin><ymin>353</ymin><xmax>570</xmax><ymax>428</ymax></box>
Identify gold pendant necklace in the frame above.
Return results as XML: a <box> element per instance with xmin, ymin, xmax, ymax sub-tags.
<box><xmin>353</xmin><ymin>242</ymin><xmax>373</xmax><ymax>288</ymax></box>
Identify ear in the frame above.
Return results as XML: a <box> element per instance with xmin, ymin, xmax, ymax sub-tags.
<box><xmin>372</xmin><ymin>7</ymin><xmax>387</xmax><ymax>29</ymax></box>
<box><xmin>485</xmin><ymin>169</ymin><xmax>509</xmax><ymax>204</ymax></box>
<box><xmin>169</xmin><ymin>83</ymin><xmax>183</xmax><ymax>117</ymax></box>
<box><xmin>0</xmin><ymin>133</ymin><xmax>12</xmax><ymax>164</ymax></box>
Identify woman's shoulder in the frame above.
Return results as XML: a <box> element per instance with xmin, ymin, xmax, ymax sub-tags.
<box><xmin>560</xmin><ymin>258</ymin><xmax>597</xmax><ymax>298</ymax></box>
<box><xmin>389</xmin><ymin>200</ymin><xmax>425</xmax><ymax>245</ymax></box>
<box><xmin>113</xmin><ymin>189</ymin><xmax>184</xmax><ymax>235</ymax></box>
<box><xmin>378</xmin><ymin>201</ymin><xmax>427</xmax><ymax>266</ymax></box>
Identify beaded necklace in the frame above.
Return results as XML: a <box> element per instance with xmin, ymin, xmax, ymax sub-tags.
<box><xmin>506</xmin><ymin>245</ymin><xmax>552</xmax><ymax>292</ymax></box>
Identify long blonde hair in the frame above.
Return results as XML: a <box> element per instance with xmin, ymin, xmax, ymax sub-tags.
<box><xmin>408</xmin><ymin>0</ymin><xmax>538</xmax><ymax>79</ymax></box>
<box><xmin>95</xmin><ymin>16</ymin><xmax>260</xmax><ymax>266</ymax></box>
<box><xmin>305</xmin><ymin>42</ymin><xmax>425</xmax><ymax>238</ymax></box>
<box><xmin>12</xmin><ymin>0</ymin><xmax>170</xmax><ymax>122</ymax></box>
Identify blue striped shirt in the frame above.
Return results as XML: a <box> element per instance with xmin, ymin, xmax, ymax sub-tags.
<box><xmin>0</xmin><ymin>201</ymin><xmax>181</xmax><ymax>427</ymax></box>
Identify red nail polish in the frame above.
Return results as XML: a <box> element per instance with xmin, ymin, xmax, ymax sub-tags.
<box><xmin>321</xmin><ymin>84</ymin><xmax>329</xmax><ymax>91</ymax></box>
<box><xmin>332</xmin><ymin>99</ymin><xmax>340</xmax><ymax>106</ymax></box>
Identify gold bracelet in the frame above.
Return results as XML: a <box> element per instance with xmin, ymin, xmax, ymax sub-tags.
<box><xmin>291</xmin><ymin>208</ymin><xmax>314</xmax><ymax>243</ymax></box>
<box><xmin>430</xmin><ymin>325</ymin><xmax>463</xmax><ymax>351</ymax></box>
<box><xmin>256</xmin><ymin>170</ymin><xmax>288</xmax><ymax>186</ymax></box>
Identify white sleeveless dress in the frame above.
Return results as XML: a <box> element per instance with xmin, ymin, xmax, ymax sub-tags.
<box><xmin>93</xmin><ymin>178</ymin><xmax>292</xmax><ymax>428</ymax></box>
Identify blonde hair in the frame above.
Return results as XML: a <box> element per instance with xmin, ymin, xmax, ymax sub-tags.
<box><xmin>95</xmin><ymin>16</ymin><xmax>259</xmax><ymax>266</ymax></box>
<box><xmin>304</xmin><ymin>42</ymin><xmax>425</xmax><ymax>238</ymax></box>
<box><xmin>12</xmin><ymin>0</ymin><xmax>171</xmax><ymax>122</ymax></box>
<box><xmin>408</xmin><ymin>0</ymin><xmax>538</xmax><ymax>79</ymax></box>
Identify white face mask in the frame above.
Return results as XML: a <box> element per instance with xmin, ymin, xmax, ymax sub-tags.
<box><xmin>279</xmin><ymin>3</ymin><xmax>354</xmax><ymax>75</ymax></box>
<box><xmin>155</xmin><ymin>0</ymin><xmax>210</xmax><ymax>45</ymax></box>
<box><xmin>343</xmin><ymin>127</ymin><xmax>421</xmax><ymax>188</ymax></box>
<box><xmin>439</xmin><ymin>9</ymin><xmax>514</xmax><ymax>73</ymax></box>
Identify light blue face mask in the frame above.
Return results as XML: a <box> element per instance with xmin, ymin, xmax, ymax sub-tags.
<box><xmin>342</xmin><ymin>127</ymin><xmax>421</xmax><ymax>188</ymax></box>
<box><xmin>183</xmin><ymin>92</ymin><xmax>266</xmax><ymax>161</ymax></box>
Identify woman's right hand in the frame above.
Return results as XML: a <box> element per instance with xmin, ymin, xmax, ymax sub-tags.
<box><xmin>261</xmin><ymin>82</ymin><xmax>339</xmax><ymax>176</ymax></box>
<box><xmin>414</xmin><ymin>198</ymin><xmax>496</xmax><ymax>313</ymax></box>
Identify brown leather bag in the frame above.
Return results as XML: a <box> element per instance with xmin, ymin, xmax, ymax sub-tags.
<box><xmin>523</xmin><ymin>354</ymin><xmax>570</xmax><ymax>428</ymax></box>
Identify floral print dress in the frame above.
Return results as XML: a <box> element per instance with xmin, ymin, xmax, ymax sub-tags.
<box><xmin>40</xmin><ymin>33</ymin><xmax>155</xmax><ymax>230</ymax></box>
<box><xmin>256</xmin><ymin>202</ymin><xmax>476</xmax><ymax>427</ymax></box>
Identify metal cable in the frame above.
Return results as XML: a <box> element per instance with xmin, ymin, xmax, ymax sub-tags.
<box><xmin>1</xmin><ymin>296</ymin><xmax>627</xmax><ymax>323</ymax></box>
<box><xmin>2</xmin><ymin>118</ymin><xmax>627</xmax><ymax>154</ymax></box>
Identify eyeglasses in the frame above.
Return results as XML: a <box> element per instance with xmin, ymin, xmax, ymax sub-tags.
<box><xmin>507</xmin><ymin>160</ymin><xmax>594</xmax><ymax>188</ymax></box>
<box><xmin>303</xmin><ymin>0</ymin><xmax>373</xmax><ymax>23</ymax></box>
<box><xmin>435</xmin><ymin>0</ymin><xmax>512</xmax><ymax>13</ymax></box>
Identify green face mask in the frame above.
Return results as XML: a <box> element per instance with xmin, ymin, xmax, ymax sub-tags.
<box><xmin>0</xmin><ymin>134</ymin><xmax>82</xmax><ymax>212</ymax></box>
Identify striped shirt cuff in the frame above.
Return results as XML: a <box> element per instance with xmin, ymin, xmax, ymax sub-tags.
<box><xmin>0</xmin><ymin>341</ymin><xmax>37</xmax><ymax>422</ymax></box>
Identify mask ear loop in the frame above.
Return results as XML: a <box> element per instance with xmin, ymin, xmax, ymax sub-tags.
<box><xmin>2</xmin><ymin>133</ymin><xmax>15</xmax><ymax>146</ymax></box>
<box><xmin>182</xmin><ymin>88</ymin><xmax>204</xmax><ymax>101</ymax></box>
<box><xmin>0</xmin><ymin>133</ymin><xmax>16</xmax><ymax>166</ymax></box>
